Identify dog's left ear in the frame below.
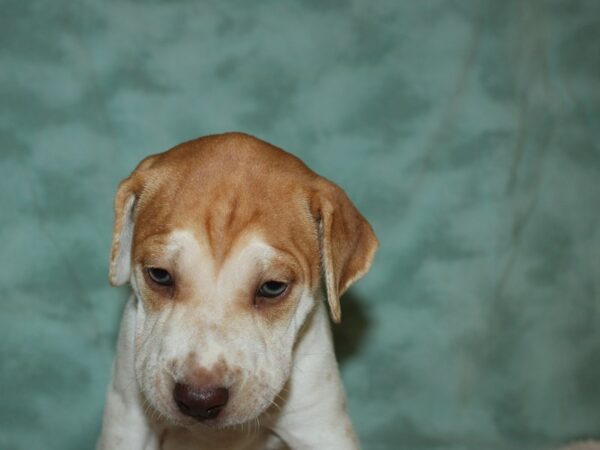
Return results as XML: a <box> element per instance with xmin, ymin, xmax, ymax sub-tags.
<box><xmin>311</xmin><ymin>179</ymin><xmax>379</xmax><ymax>323</ymax></box>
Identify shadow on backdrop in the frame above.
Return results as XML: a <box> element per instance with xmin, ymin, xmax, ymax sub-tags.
<box><xmin>332</xmin><ymin>291</ymin><xmax>372</xmax><ymax>365</ymax></box>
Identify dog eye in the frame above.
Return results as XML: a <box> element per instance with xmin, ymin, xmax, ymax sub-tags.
<box><xmin>146</xmin><ymin>268</ymin><xmax>173</xmax><ymax>286</ymax></box>
<box><xmin>257</xmin><ymin>281</ymin><xmax>288</xmax><ymax>299</ymax></box>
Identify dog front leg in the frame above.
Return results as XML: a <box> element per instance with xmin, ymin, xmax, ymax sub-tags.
<box><xmin>270</xmin><ymin>301</ymin><xmax>361</xmax><ymax>450</ymax></box>
<box><xmin>97</xmin><ymin>297</ymin><xmax>159</xmax><ymax>450</ymax></box>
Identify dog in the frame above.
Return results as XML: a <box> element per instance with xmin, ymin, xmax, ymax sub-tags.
<box><xmin>97</xmin><ymin>132</ymin><xmax>378</xmax><ymax>450</ymax></box>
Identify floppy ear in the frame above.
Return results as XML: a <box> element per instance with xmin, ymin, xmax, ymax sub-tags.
<box><xmin>109</xmin><ymin>155</ymin><xmax>158</xmax><ymax>286</ymax></box>
<box><xmin>108</xmin><ymin>177</ymin><xmax>138</xmax><ymax>286</ymax></box>
<box><xmin>312</xmin><ymin>180</ymin><xmax>379</xmax><ymax>323</ymax></box>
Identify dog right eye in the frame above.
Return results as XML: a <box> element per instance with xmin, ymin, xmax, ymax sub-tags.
<box><xmin>146</xmin><ymin>268</ymin><xmax>173</xmax><ymax>286</ymax></box>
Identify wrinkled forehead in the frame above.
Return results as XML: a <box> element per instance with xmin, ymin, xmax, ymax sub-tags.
<box><xmin>134</xmin><ymin>228</ymin><xmax>291</xmax><ymax>271</ymax></box>
<box><xmin>132</xmin><ymin>181</ymin><xmax>320</xmax><ymax>285</ymax></box>
<box><xmin>132</xmin><ymin>228</ymin><xmax>318</xmax><ymax>291</ymax></box>
<box><xmin>128</xmin><ymin>136</ymin><xmax>322</xmax><ymax>285</ymax></box>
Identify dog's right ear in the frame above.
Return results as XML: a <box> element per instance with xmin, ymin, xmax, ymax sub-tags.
<box><xmin>109</xmin><ymin>155</ymin><xmax>158</xmax><ymax>286</ymax></box>
<box><xmin>108</xmin><ymin>176</ymin><xmax>138</xmax><ymax>286</ymax></box>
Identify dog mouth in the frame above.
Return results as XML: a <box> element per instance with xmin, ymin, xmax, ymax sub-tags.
<box><xmin>145</xmin><ymin>387</ymin><xmax>230</xmax><ymax>428</ymax></box>
<box><xmin>147</xmin><ymin>376</ymin><xmax>278</xmax><ymax>429</ymax></box>
<box><xmin>172</xmin><ymin>382</ymin><xmax>231</xmax><ymax>423</ymax></box>
<box><xmin>140</xmin><ymin>355</ymin><xmax>289</xmax><ymax>429</ymax></box>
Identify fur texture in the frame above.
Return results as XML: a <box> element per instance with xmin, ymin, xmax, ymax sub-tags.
<box><xmin>97</xmin><ymin>133</ymin><xmax>378</xmax><ymax>449</ymax></box>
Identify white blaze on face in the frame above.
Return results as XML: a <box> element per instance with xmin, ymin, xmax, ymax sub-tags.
<box><xmin>131</xmin><ymin>229</ymin><xmax>317</xmax><ymax>426</ymax></box>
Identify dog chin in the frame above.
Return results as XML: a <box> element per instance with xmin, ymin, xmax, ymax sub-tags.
<box><xmin>161</xmin><ymin>405</ymin><xmax>269</xmax><ymax>431</ymax></box>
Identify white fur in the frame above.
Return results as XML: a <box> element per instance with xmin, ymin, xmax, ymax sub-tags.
<box><xmin>110</xmin><ymin>194</ymin><xmax>135</xmax><ymax>285</ymax></box>
<box><xmin>98</xmin><ymin>230</ymin><xmax>359</xmax><ymax>450</ymax></box>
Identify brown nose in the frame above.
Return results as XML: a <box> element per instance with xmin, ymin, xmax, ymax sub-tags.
<box><xmin>173</xmin><ymin>383</ymin><xmax>229</xmax><ymax>421</ymax></box>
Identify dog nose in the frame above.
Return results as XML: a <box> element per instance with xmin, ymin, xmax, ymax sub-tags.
<box><xmin>173</xmin><ymin>383</ymin><xmax>229</xmax><ymax>420</ymax></box>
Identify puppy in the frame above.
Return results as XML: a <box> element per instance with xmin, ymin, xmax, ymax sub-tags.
<box><xmin>97</xmin><ymin>132</ymin><xmax>378</xmax><ymax>450</ymax></box>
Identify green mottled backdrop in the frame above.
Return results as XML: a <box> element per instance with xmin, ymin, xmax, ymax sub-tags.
<box><xmin>1</xmin><ymin>1</ymin><xmax>599</xmax><ymax>449</ymax></box>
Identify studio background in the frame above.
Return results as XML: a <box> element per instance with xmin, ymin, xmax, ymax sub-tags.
<box><xmin>1</xmin><ymin>1</ymin><xmax>599</xmax><ymax>449</ymax></box>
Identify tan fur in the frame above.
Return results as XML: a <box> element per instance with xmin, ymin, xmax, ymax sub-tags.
<box><xmin>109</xmin><ymin>132</ymin><xmax>378</xmax><ymax>321</ymax></box>
<box><xmin>99</xmin><ymin>132</ymin><xmax>378</xmax><ymax>450</ymax></box>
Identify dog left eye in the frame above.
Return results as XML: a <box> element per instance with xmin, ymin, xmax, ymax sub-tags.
<box><xmin>257</xmin><ymin>281</ymin><xmax>288</xmax><ymax>299</ymax></box>
<box><xmin>146</xmin><ymin>268</ymin><xmax>173</xmax><ymax>286</ymax></box>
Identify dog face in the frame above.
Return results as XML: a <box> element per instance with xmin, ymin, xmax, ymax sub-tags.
<box><xmin>109</xmin><ymin>133</ymin><xmax>377</xmax><ymax>428</ymax></box>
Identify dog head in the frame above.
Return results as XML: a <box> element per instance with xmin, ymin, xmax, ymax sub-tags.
<box><xmin>109</xmin><ymin>132</ymin><xmax>378</xmax><ymax>427</ymax></box>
